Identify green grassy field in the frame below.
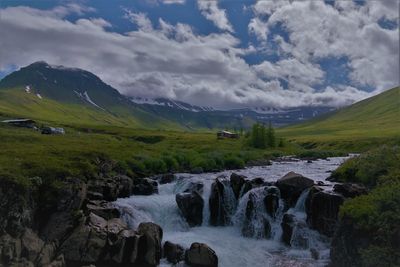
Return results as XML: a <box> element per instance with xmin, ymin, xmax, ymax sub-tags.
<box><xmin>278</xmin><ymin>87</ymin><xmax>400</xmax><ymax>151</ymax></box>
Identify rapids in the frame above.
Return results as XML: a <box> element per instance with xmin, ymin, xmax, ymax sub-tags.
<box><xmin>115</xmin><ymin>157</ymin><xmax>348</xmax><ymax>267</ymax></box>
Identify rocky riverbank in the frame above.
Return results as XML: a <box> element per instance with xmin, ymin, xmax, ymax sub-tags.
<box><xmin>0</xmin><ymin>157</ymin><xmax>369</xmax><ymax>267</ymax></box>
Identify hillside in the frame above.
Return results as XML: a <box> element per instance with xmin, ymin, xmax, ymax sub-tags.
<box><xmin>279</xmin><ymin>86</ymin><xmax>400</xmax><ymax>149</ymax></box>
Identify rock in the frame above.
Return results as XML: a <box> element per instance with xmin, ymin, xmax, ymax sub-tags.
<box><xmin>263</xmin><ymin>186</ymin><xmax>280</xmax><ymax>218</ymax></box>
<box><xmin>305</xmin><ymin>186</ymin><xmax>345</xmax><ymax>236</ymax></box>
<box><xmin>310</xmin><ymin>248</ymin><xmax>319</xmax><ymax>260</ymax></box>
<box><xmin>163</xmin><ymin>241</ymin><xmax>184</xmax><ymax>264</ymax></box>
<box><xmin>209</xmin><ymin>179</ymin><xmax>231</xmax><ymax>226</ymax></box>
<box><xmin>87</xmin><ymin>175</ymin><xmax>133</xmax><ymax>201</ymax></box>
<box><xmin>230</xmin><ymin>173</ymin><xmax>246</xmax><ymax>199</ymax></box>
<box><xmin>176</xmin><ymin>191</ymin><xmax>204</xmax><ymax>227</ymax></box>
<box><xmin>333</xmin><ymin>183</ymin><xmax>367</xmax><ymax>198</ymax></box>
<box><xmin>85</xmin><ymin>200</ymin><xmax>120</xmax><ymax>220</ymax></box>
<box><xmin>0</xmin><ymin>179</ymin><xmax>34</xmax><ymax>237</ymax></box>
<box><xmin>132</xmin><ymin>178</ymin><xmax>158</xmax><ymax>196</ymax></box>
<box><xmin>276</xmin><ymin>172</ymin><xmax>314</xmax><ymax>206</ymax></box>
<box><xmin>158</xmin><ymin>173</ymin><xmax>176</xmax><ymax>184</ymax></box>
<box><xmin>184</xmin><ymin>181</ymin><xmax>204</xmax><ymax>194</ymax></box>
<box><xmin>39</xmin><ymin>178</ymin><xmax>87</xmax><ymax>242</ymax></box>
<box><xmin>0</xmin><ymin>233</ymin><xmax>22</xmax><ymax>265</ymax></box>
<box><xmin>242</xmin><ymin>192</ymin><xmax>271</xmax><ymax>239</ymax></box>
<box><xmin>281</xmin><ymin>213</ymin><xmax>295</xmax><ymax>246</ymax></box>
<box><xmin>185</xmin><ymin>242</ymin><xmax>218</xmax><ymax>267</ymax></box>
<box><xmin>240</xmin><ymin>178</ymin><xmax>265</xmax><ymax>197</ymax></box>
<box><xmin>61</xmin><ymin>213</ymin><xmax>142</xmax><ymax>265</ymax></box>
<box><xmin>137</xmin><ymin>222</ymin><xmax>163</xmax><ymax>267</ymax></box>
<box><xmin>47</xmin><ymin>255</ymin><xmax>66</xmax><ymax>267</ymax></box>
<box><xmin>330</xmin><ymin>216</ymin><xmax>370</xmax><ymax>267</ymax></box>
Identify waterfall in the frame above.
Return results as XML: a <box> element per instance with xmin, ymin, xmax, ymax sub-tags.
<box><xmin>113</xmin><ymin>157</ymin><xmax>348</xmax><ymax>267</ymax></box>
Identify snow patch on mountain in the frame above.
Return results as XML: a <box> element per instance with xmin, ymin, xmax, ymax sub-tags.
<box><xmin>74</xmin><ymin>90</ymin><xmax>105</xmax><ymax>110</ymax></box>
<box><xmin>25</xmin><ymin>85</ymin><xmax>31</xmax><ymax>93</ymax></box>
<box><xmin>36</xmin><ymin>93</ymin><xmax>42</xmax><ymax>99</ymax></box>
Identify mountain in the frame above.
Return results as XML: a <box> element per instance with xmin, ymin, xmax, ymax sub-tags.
<box><xmin>0</xmin><ymin>62</ymin><xmax>333</xmax><ymax>130</ymax></box>
<box><xmin>279</xmin><ymin>86</ymin><xmax>400</xmax><ymax>141</ymax></box>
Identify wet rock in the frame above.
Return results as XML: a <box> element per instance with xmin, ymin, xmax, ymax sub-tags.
<box><xmin>176</xmin><ymin>191</ymin><xmax>204</xmax><ymax>227</ymax></box>
<box><xmin>209</xmin><ymin>179</ymin><xmax>226</xmax><ymax>226</ymax></box>
<box><xmin>184</xmin><ymin>181</ymin><xmax>204</xmax><ymax>194</ymax></box>
<box><xmin>276</xmin><ymin>172</ymin><xmax>314</xmax><ymax>207</ymax></box>
<box><xmin>85</xmin><ymin>200</ymin><xmax>120</xmax><ymax>220</ymax></box>
<box><xmin>306</xmin><ymin>186</ymin><xmax>345</xmax><ymax>237</ymax></box>
<box><xmin>281</xmin><ymin>213</ymin><xmax>295</xmax><ymax>246</ymax></box>
<box><xmin>333</xmin><ymin>183</ymin><xmax>367</xmax><ymax>198</ymax></box>
<box><xmin>230</xmin><ymin>173</ymin><xmax>246</xmax><ymax>199</ymax></box>
<box><xmin>240</xmin><ymin>178</ymin><xmax>265</xmax><ymax>197</ymax></box>
<box><xmin>157</xmin><ymin>173</ymin><xmax>176</xmax><ymax>184</ymax></box>
<box><xmin>163</xmin><ymin>241</ymin><xmax>184</xmax><ymax>264</ymax></box>
<box><xmin>263</xmin><ymin>186</ymin><xmax>280</xmax><ymax>218</ymax></box>
<box><xmin>242</xmin><ymin>192</ymin><xmax>271</xmax><ymax>239</ymax></box>
<box><xmin>132</xmin><ymin>178</ymin><xmax>158</xmax><ymax>196</ymax></box>
<box><xmin>185</xmin><ymin>242</ymin><xmax>218</xmax><ymax>267</ymax></box>
<box><xmin>0</xmin><ymin>233</ymin><xmax>22</xmax><ymax>265</ymax></box>
<box><xmin>310</xmin><ymin>248</ymin><xmax>319</xmax><ymax>260</ymax></box>
<box><xmin>137</xmin><ymin>222</ymin><xmax>163</xmax><ymax>267</ymax></box>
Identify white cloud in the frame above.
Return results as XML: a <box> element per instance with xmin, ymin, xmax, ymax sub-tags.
<box><xmin>249</xmin><ymin>0</ymin><xmax>399</xmax><ymax>92</ymax></box>
<box><xmin>0</xmin><ymin>3</ymin><xmax>394</xmax><ymax>109</ymax></box>
<box><xmin>197</xmin><ymin>0</ymin><xmax>234</xmax><ymax>32</ymax></box>
<box><xmin>161</xmin><ymin>0</ymin><xmax>186</xmax><ymax>4</ymax></box>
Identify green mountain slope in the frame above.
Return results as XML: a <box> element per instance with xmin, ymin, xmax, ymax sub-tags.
<box><xmin>0</xmin><ymin>62</ymin><xmax>183</xmax><ymax>129</ymax></box>
<box><xmin>279</xmin><ymin>86</ymin><xmax>400</xmax><ymax>142</ymax></box>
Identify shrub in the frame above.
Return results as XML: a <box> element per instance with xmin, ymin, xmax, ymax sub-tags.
<box><xmin>224</xmin><ymin>156</ymin><xmax>245</xmax><ymax>169</ymax></box>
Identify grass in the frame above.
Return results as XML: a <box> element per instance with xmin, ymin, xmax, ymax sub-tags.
<box><xmin>278</xmin><ymin>86</ymin><xmax>400</xmax><ymax>151</ymax></box>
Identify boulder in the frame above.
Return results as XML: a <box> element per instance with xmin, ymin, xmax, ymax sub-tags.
<box><xmin>276</xmin><ymin>172</ymin><xmax>314</xmax><ymax>206</ymax></box>
<box><xmin>184</xmin><ymin>181</ymin><xmax>204</xmax><ymax>194</ymax></box>
<box><xmin>209</xmin><ymin>179</ymin><xmax>231</xmax><ymax>226</ymax></box>
<box><xmin>87</xmin><ymin>175</ymin><xmax>133</xmax><ymax>201</ymax></box>
<box><xmin>306</xmin><ymin>187</ymin><xmax>345</xmax><ymax>236</ymax></box>
<box><xmin>185</xmin><ymin>242</ymin><xmax>218</xmax><ymax>267</ymax></box>
<box><xmin>263</xmin><ymin>186</ymin><xmax>280</xmax><ymax>218</ymax></box>
<box><xmin>157</xmin><ymin>173</ymin><xmax>176</xmax><ymax>184</ymax></box>
<box><xmin>240</xmin><ymin>178</ymin><xmax>265</xmax><ymax>197</ymax></box>
<box><xmin>176</xmin><ymin>191</ymin><xmax>204</xmax><ymax>227</ymax></box>
<box><xmin>137</xmin><ymin>222</ymin><xmax>163</xmax><ymax>267</ymax></box>
<box><xmin>85</xmin><ymin>200</ymin><xmax>120</xmax><ymax>220</ymax></box>
<box><xmin>163</xmin><ymin>241</ymin><xmax>184</xmax><ymax>264</ymax></box>
<box><xmin>61</xmin><ymin>213</ymin><xmax>142</xmax><ymax>266</ymax></box>
<box><xmin>333</xmin><ymin>183</ymin><xmax>367</xmax><ymax>198</ymax></box>
<box><xmin>281</xmin><ymin>213</ymin><xmax>295</xmax><ymax>246</ymax></box>
<box><xmin>242</xmin><ymin>192</ymin><xmax>271</xmax><ymax>239</ymax></box>
<box><xmin>230</xmin><ymin>173</ymin><xmax>246</xmax><ymax>199</ymax></box>
<box><xmin>132</xmin><ymin>178</ymin><xmax>158</xmax><ymax>196</ymax></box>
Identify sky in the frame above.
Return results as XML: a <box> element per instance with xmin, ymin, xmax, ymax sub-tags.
<box><xmin>0</xmin><ymin>0</ymin><xmax>399</xmax><ymax>109</ymax></box>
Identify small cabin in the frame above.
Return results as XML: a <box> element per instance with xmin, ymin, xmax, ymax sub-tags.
<box><xmin>41</xmin><ymin>126</ymin><xmax>65</xmax><ymax>135</ymax></box>
<box><xmin>2</xmin><ymin>119</ymin><xmax>36</xmax><ymax>128</ymax></box>
<box><xmin>217</xmin><ymin>130</ymin><xmax>239</xmax><ymax>139</ymax></box>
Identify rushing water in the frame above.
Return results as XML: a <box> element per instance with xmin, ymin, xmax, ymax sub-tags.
<box><xmin>115</xmin><ymin>157</ymin><xmax>348</xmax><ymax>267</ymax></box>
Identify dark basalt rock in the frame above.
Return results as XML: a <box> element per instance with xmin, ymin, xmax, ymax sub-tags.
<box><xmin>176</xmin><ymin>191</ymin><xmax>204</xmax><ymax>227</ymax></box>
<box><xmin>85</xmin><ymin>200</ymin><xmax>120</xmax><ymax>220</ymax></box>
<box><xmin>230</xmin><ymin>173</ymin><xmax>246</xmax><ymax>199</ymax></box>
<box><xmin>132</xmin><ymin>178</ymin><xmax>158</xmax><ymax>196</ymax></box>
<box><xmin>281</xmin><ymin>213</ymin><xmax>296</xmax><ymax>246</ymax></box>
<box><xmin>242</xmin><ymin>192</ymin><xmax>271</xmax><ymax>239</ymax></box>
<box><xmin>185</xmin><ymin>242</ymin><xmax>218</xmax><ymax>267</ymax></box>
<box><xmin>209</xmin><ymin>179</ymin><xmax>228</xmax><ymax>226</ymax></box>
<box><xmin>263</xmin><ymin>186</ymin><xmax>280</xmax><ymax>218</ymax></box>
<box><xmin>163</xmin><ymin>241</ymin><xmax>185</xmax><ymax>264</ymax></box>
<box><xmin>184</xmin><ymin>181</ymin><xmax>204</xmax><ymax>194</ymax></box>
<box><xmin>157</xmin><ymin>173</ymin><xmax>176</xmax><ymax>184</ymax></box>
<box><xmin>87</xmin><ymin>175</ymin><xmax>133</xmax><ymax>201</ymax></box>
<box><xmin>240</xmin><ymin>178</ymin><xmax>266</xmax><ymax>197</ymax></box>
<box><xmin>305</xmin><ymin>186</ymin><xmax>345</xmax><ymax>237</ymax></box>
<box><xmin>276</xmin><ymin>172</ymin><xmax>314</xmax><ymax>207</ymax></box>
<box><xmin>137</xmin><ymin>222</ymin><xmax>163</xmax><ymax>267</ymax></box>
<box><xmin>333</xmin><ymin>183</ymin><xmax>367</xmax><ymax>198</ymax></box>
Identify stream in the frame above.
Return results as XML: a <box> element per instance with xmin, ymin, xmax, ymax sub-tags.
<box><xmin>114</xmin><ymin>157</ymin><xmax>348</xmax><ymax>267</ymax></box>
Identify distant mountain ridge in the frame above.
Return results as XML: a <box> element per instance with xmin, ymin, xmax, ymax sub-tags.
<box><xmin>0</xmin><ymin>62</ymin><xmax>334</xmax><ymax>129</ymax></box>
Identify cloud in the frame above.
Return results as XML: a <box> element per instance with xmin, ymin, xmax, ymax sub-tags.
<box><xmin>0</xmin><ymin>3</ymin><xmax>395</xmax><ymax>109</ymax></box>
<box><xmin>197</xmin><ymin>0</ymin><xmax>234</xmax><ymax>32</ymax></box>
<box><xmin>249</xmin><ymin>0</ymin><xmax>399</xmax><ymax>92</ymax></box>
<box><xmin>161</xmin><ymin>0</ymin><xmax>185</xmax><ymax>4</ymax></box>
